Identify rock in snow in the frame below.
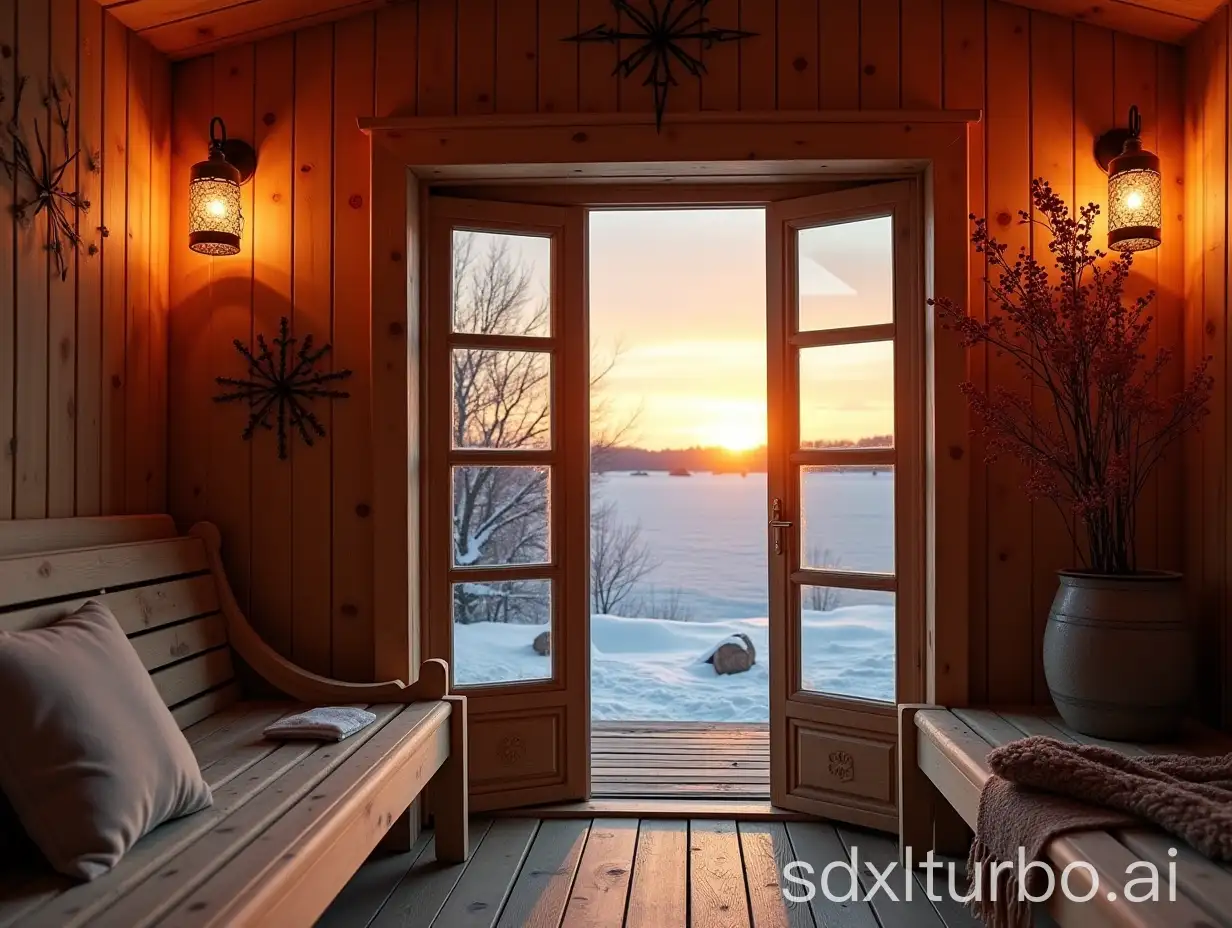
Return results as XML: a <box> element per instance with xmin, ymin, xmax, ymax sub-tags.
<box><xmin>703</xmin><ymin>633</ymin><xmax>756</xmax><ymax>675</ymax></box>
<box><xmin>532</xmin><ymin>630</ymin><xmax>551</xmax><ymax>656</ymax></box>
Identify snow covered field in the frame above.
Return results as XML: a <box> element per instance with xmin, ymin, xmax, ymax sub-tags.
<box><xmin>451</xmin><ymin>471</ymin><xmax>896</xmax><ymax>721</ymax></box>
<box><xmin>454</xmin><ymin>606</ymin><xmax>895</xmax><ymax>721</ymax></box>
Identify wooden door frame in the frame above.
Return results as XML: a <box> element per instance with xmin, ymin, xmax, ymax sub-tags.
<box><xmin>362</xmin><ymin>110</ymin><xmax>978</xmax><ymax>713</ymax></box>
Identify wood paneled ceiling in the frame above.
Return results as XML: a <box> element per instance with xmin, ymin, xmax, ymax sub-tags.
<box><xmin>97</xmin><ymin>0</ymin><xmax>398</xmax><ymax>59</ymax></box>
<box><xmin>100</xmin><ymin>0</ymin><xmax>1222</xmax><ymax>60</ymax></box>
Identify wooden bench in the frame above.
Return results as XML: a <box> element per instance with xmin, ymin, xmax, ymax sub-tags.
<box><xmin>900</xmin><ymin>705</ymin><xmax>1232</xmax><ymax>928</ymax></box>
<box><xmin>0</xmin><ymin>515</ymin><xmax>467</xmax><ymax>928</ymax></box>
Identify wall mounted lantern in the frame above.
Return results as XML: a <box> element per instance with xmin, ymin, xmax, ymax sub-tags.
<box><xmin>188</xmin><ymin>117</ymin><xmax>256</xmax><ymax>256</ymax></box>
<box><xmin>1094</xmin><ymin>105</ymin><xmax>1161</xmax><ymax>253</ymax></box>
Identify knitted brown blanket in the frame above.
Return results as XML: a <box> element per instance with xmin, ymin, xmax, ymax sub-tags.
<box><xmin>968</xmin><ymin>736</ymin><xmax>1232</xmax><ymax>928</ymax></box>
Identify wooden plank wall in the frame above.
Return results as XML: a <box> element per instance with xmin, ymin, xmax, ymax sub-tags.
<box><xmin>1184</xmin><ymin>8</ymin><xmax>1232</xmax><ymax>729</ymax></box>
<box><xmin>0</xmin><ymin>0</ymin><xmax>170</xmax><ymax>522</ymax></box>
<box><xmin>166</xmin><ymin>0</ymin><xmax>1187</xmax><ymax>701</ymax></box>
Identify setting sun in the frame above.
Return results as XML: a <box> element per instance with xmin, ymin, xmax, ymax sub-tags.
<box><xmin>701</xmin><ymin>416</ymin><xmax>766</xmax><ymax>452</ymax></box>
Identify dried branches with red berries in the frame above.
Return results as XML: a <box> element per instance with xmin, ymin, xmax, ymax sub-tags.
<box><xmin>931</xmin><ymin>178</ymin><xmax>1211</xmax><ymax>574</ymax></box>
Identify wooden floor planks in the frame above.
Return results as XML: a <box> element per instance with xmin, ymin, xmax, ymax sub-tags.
<box><xmin>318</xmin><ymin>818</ymin><xmax>977</xmax><ymax>928</ymax></box>
<box><xmin>591</xmin><ymin>723</ymin><xmax>770</xmax><ymax>800</ymax></box>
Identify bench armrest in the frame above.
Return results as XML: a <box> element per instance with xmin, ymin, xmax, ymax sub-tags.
<box><xmin>191</xmin><ymin>522</ymin><xmax>449</xmax><ymax>704</ymax></box>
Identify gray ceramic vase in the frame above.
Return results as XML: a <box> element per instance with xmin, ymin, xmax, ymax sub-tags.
<box><xmin>1043</xmin><ymin>570</ymin><xmax>1192</xmax><ymax>741</ymax></box>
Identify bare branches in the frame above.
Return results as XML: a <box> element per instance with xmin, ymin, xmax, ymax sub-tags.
<box><xmin>932</xmin><ymin>178</ymin><xmax>1213</xmax><ymax>574</ymax></box>
<box><xmin>591</xmin><ymin>500</ymin><xmax>658</xmax><ymax>614</ymax></box>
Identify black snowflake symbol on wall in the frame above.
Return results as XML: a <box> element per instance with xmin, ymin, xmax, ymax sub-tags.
<box><xmin>214</xmin><ymin>317</ymin><xmax>352</xmax><ymax>460</ymax></box>
<box><xmin>565</xmin><ymin>0</ymin><xmax>756</xmax><ymax>131</ymax></box>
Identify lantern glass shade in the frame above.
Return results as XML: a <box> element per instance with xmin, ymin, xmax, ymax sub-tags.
<box><xmin>188</xmin><ymin>161</ymin><xmax>243</xmax><ymax>256</ymax></box>
<box><xmin>1107</xmin><ymin>146</ymin><xmax>1161</xmax><ymax>253</ymax></box>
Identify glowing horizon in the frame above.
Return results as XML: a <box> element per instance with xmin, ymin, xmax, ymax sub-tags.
<box><xmin>588</xmin><ymin>208</ymin><xmax>893</xmax><ymax>452</ymax></box>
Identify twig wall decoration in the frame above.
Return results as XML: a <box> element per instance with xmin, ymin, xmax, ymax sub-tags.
<box><xmin>214</xmin><ymin>316</ymin><xmax>353</xmax><ymax>461</ymax></box>
<box><xmin>565</xmin><ymin>0</ymin><xmax>756</xmax><ymax>131</ymax></box>
<box><xmin>0</xmin><ymin>76</ymin><xmax>95</xmax><ymax>280</ymax></box>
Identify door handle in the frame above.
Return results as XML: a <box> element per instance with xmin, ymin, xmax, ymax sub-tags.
<box><xmin>769</xmin><ymin>498</ymin><xmax>793</xmax><ymax>556</ymax></box>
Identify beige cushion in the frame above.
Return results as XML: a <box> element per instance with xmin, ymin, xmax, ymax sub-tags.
<box><xmin>0</xmin><ymin>601</ymin><xmax>212</xmax><ymax>880</ymax></box>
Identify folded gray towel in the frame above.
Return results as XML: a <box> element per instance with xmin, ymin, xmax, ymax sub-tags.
<box><xmin>263</xmin><ymin>707</ymin><xmax>377</xmax><ymax>742</ymax></box>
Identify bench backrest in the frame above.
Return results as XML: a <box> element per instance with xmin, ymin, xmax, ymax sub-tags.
<box><xmin>0</xmin><ymin>516</ymin><xmax>239</xmax><ymax>729</ymax></box>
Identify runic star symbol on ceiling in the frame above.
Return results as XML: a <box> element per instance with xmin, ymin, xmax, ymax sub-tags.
<box><xmin>213</xmin><ymin>316</ymin><xmax>352</xmax><ymax>461</ymax></box>
<box><xmin>565</xmin><ymin>0</ymin><xmax>757</xmax><ymax>131</ymax></box>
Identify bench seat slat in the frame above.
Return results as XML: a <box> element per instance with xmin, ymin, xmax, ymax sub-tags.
<box><xmin>83</xmin><ymin>706</ymin><xmax>407</xmax><ymax>928</ymax></box>
<box><xmin>0</xmin><ymin>538</ymin><xmax>209</xmax><ymax>611</ymax></box>
<box><xmin>13</xmin><ymin>711</ymin><xmax>346</xmax><ymax>928</ymax></box>
<box><xmin>160</xmin><ymin>702</ymin><xmax>453</xmax><ymax>928</ymax></box>
<box><xmin>0</xmin><ymin>516</ymin><xmax>177</xmax><ymax>558</ymax></box>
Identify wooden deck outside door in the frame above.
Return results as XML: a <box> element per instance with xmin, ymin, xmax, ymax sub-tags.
<box><xmin>766</xmin><ymin>181</ymin><xmax>926</xmax><ymax>831</ymax></box>
<box><xmin>425</xmin><ymin>197</ymin><xmax>589</xmax><ymax>812</ymax></box>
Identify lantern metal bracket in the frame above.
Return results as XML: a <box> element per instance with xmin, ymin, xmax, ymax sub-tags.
<box><xmin>209</xmin><ymin>116</ymin><xmax>257</xmax><ymax>184</ymax></box>
<box><xmin>1094</xmin><ymin>105</ymin><xmax>1141</xmax><ymax>174</ymax></box>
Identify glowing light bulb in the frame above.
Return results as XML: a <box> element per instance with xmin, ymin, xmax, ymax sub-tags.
<box><xmin>206</xmin><ymin>198</ymin><xmax>228</xmax><ymax>219</ymax></box>
<box><xmin>1124</xmin><ymin>190</ymin><xmax>1144</xmax><ymax>211</ymax></box>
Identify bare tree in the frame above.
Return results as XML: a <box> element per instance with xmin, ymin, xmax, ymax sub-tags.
<box><xmin>452</xmin><ymin>233</ymin><xmax>552</xmax><ymax>624</ymax></box>
<box><xmin>591</xmin><ymin>500</ymin><xmax>658</xmax><ymax>614</ymax></box>
<box><xmin>805</xmin><ymin>545</ymin><xmax>843</xmax><ymax>611</ymax></box>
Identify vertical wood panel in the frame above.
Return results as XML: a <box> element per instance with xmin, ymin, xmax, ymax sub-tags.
<box><xmin>332</xmin><ymin>12</ymin><xmax>376</xmax><ymax>683</ymax></box>
<box><xmin>1030</xmin><ymin>11</ymin><xmax>1076</xmax><ymax>706</ymax></box>
<box><xmin>984</xmin><ymin>0</ymin><xmax>1034</xmax><ymax>705</ymax></box>
<box><xmin>777</xmin><ymin>0</ymin><xmax>819</xmax><ymax>112</ymax></box>
<box><xmin>700</xmin><ymin>0</ymin><xmax>739</xmax><ymax>113</ymax></box>
<box><xmin>943</xmin><ymin>0</ymin><xmax>988</xmax><ymax>704</ymax></box>
<box><xmin>417</xmin><ymin>0</ymin><xmax>456</xmax><ymax>117</ymax></box>
<box><xmin>210</xmin><ymin>44</ymin><xmax>256</xmax><ymax>622</ymax></box>
<box><xmin>819</xmin><ymin>0</ymin><xmax>859</xmax><ymax>110</ymax></box>
<box><xmin>737</xmin><ymin>0</ymin><xmax>775</xmax><ymax>112</ymax></box>
<box><xmin>76</xmin><ymin>0</ymin><xmax>103</xmax><ymax>516</ymax></box>
<box><xmin>496</xmin><ymin>0</ymin><xmax>538</xmax><ymax>114</ymax></box>
<box><xmin>168</xmin><ymin>55</ymin><xmax>213</xmax><ymax>530</ymax></box>
<box><xmin>1200</xmin><ymin>11</ymin><xmax>1228</xmax><ymax>725</ymax></box>
<box><xmin>1114</xmin><ymin>32</ymin><xmax>1161</xmax><ymax>573</ymax></box>
<box><xmin>1156</xmin><ymin>47</ymin><xmax>1184</xmax><ymax>576</ymax></box>
<box><xmin>457</xmin><ymin>0</ymin><xmax>495</xmax><ymax>117</ymax></box>
<box><xmin>292</xmin><ymin>23</ymin><xmax>335</xmax><ymax>676</ymax></box>
<box><xmin>100</xmin><ymin>12</ymin><xmax>128</xmax><ymax>516</ymax></box>
<box><xmin>374</xmin><ymin>3</ymin><xmax>416</xmax><ymax>117</ymax></box>
<box><xmin>0</xmin><ymin>0</ymin><xmax>14</xmax><ymax>520</ymax></box>
<box><xmin>14</xmin><ymin>0</ymin><xmax>50</xmax><ymax>518</ymax></box>
<box><xmin>538</xmin><ymin>0</ymin><xmax>577</xmax><ymax>114</ymax></box>
<box><xmin>48</xmin><ymin>0</ymin><xmax>78</xmax><ymax>518</ymax></box>
<box><xmin>249</xmin><ymin>36</ymin><xmax>292</xmax><ymax>653</ymax></box>
<box><xmin>901</xmin><ymin>0</ymin><xmax>942</xmax><ymax>109</ymax></box>
<box><xmin>125</xmin><ymin>35</ymin><xmax>152</xmax><ymax>513</ymax></box>
<box><xmin>859</xmin><ymin>0</ymin><xmax>900</xmax><ymax>109</ymax></box>
<box><xmin>578</xmin><ymin>0</ymin><xmax>618</xmax><ymax>113</ymax></box>
<box><xmin>149</xmin><ymin>51</ymin><xmax>170</xmax><ymax>515</ymax></box>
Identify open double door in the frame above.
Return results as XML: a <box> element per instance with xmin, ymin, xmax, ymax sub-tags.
<box><xmin>422</xmin><ymin>180</ymin><xmax>925</xmax><ymax>830</ymax></box>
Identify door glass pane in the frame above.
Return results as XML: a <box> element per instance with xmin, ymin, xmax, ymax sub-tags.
<box><xmin>452</xmin><ymin>229</ymin><xmax>552</xmax><ymax>337</ymax></box>
<box><xmin>452</xmin><ymin>465</ymin><xmax>550</xmax><ymax>568</ymax></box>
<box><xmin>452</xmin><ymin>579</ymin><xmax>552</xmax><ymax>686</ymax></box>
<box><xmin>801</xmin><ymin>465</ymin><xmax>895</xmax><ymax>573</ymax></box>
<box><xmin>452</xmin><ymin>348</ymin><xmax>551</xmax><ymax>450</ymax></box>
<box><xmin>797</xmin><ymin>216</ymin><xmax>893</xmax><ymax>331</ymax></box>
<box><xmin>799</xmin><ymin>588</ymin><xmax>895</xmax><ymax>702</ymax></box>
<box><xmin>799</xmin><ymin>341</ymin><xmax>894</xmax><ymax>449</ymax></box>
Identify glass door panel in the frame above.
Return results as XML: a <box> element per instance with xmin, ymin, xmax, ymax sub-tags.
<box><xmin>426</xmin><ymin>197</ymin><xmax>588</xmax><ymax>812</ymax></box>
<box><xmin>767</xmin><ymin>181</ymin><xmax>924</xmax><ymax>830</ymax></box>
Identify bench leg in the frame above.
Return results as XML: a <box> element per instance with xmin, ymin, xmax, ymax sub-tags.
<box><xmin>434</xmin><ymin>695</ymin><xmax>469</xmax><ymax>864</ymax></box>
<box><xmin>378</xmin><ymin>803</ymin><xmax>420</xmax><ymax>853</ymax></box>
<box><xmin>899</xmin><ymin>704</ymin><xmax>936</xmax><ymax>866</ymax></box>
